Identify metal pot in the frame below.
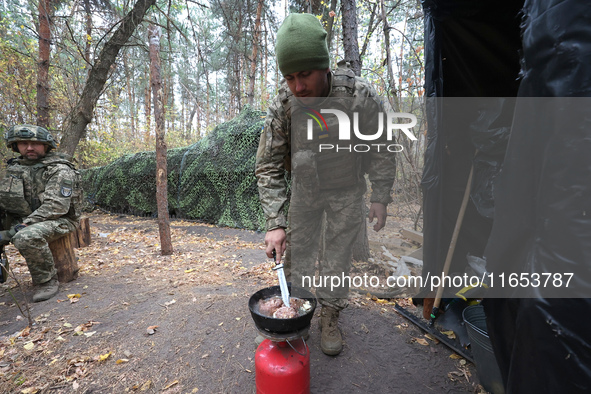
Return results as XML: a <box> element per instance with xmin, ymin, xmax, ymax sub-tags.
<box><xmin>249</xmin><ymin>285</ymin><xmax>317</xmax><ymax>334</ymax></box>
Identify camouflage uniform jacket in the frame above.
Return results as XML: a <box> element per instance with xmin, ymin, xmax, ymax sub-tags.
<box><xmin>255</xmin><ymin>62</ymin><xmax>396</xmax><ymax>231</ymax></box>
<box><xmin>0</xmin><ymin>152</ymin><xmax>82</xmax><ymax>227</ymax></box>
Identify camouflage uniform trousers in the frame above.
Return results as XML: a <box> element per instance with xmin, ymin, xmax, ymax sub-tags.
<box><xmin>12</xmin><ymin>218</ymin><xmax>76</xmax><ymax>284</ymax></box>
<box><xmin>284</xmin><ymin>187</ymin><xmax>364</xmax><ymax>311</ymax></box>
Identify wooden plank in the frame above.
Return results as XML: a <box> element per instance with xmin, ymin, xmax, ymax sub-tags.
<box><xmin>408</xmin><ymin>246</ymin><xmax>423</xmax><ymax>260</ymax></box>
<box><xmin>400</xmin><ymin>228</ymin><xmax>423</xmax><ymax>244</ymax></box>
<box><xmin>49</xmin><ymin>235</ymin><xmax>79</xmax><ymax>283</ymax></box>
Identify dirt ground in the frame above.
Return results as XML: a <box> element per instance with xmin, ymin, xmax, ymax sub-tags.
<box><xmin>0</xmin><ymin>211</ymin><xmax>482</xmax><ymax>393</ymax></box>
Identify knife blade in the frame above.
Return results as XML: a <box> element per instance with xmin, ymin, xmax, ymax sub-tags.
<box><xmin>272</xmin><ymin>250</ymin><xmax>290</xmax><ymax>307</ymax></box>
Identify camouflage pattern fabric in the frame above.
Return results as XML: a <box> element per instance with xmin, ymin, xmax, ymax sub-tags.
<box><xmin>0</xmin><ymin>152</ymin><xmax>82</xmax><ymax>226</ymax></box>
<box><xmin>81</xmin><ymin>107</ymin><xmax>267</xmax><ymax>231</ymax></box>
<box><xmin>12</xmin><ymin>219</ymin><xmax>76</xmax><ymax>284</ymax></box>
<box><xmin>255</xmin><ymin>63</ymin><xmax>396</xmax><ymax>311</ymax></box>
<box><xmin>0</xmin><ymin>151</ymin><xmax>81</xmax><ymax>283</ymax></box>
<box><xmin>255</xmin><ymin>64</ymin><xmax>395</xmax><ymax>232</ymax></box>
<box><xmin>286</xmin><ymin>189</ymin><xmax>365</xmax><ymax>310</ymax></box>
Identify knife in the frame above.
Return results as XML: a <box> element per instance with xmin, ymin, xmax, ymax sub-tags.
<box><xmin>272</xmin><ymin>250</ymin><xmax>290</xmax><ymax>307</ymax></box>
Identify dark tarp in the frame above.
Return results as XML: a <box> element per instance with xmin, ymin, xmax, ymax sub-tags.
<box><xmin>421</xmin><ymin>0</ymin><xmax>522</xmax><ymax>289</ymax></box>
<box><xmin>482</xmin><ymin>0</ymin><xmax>591</xmax><ymax>392</ymax></box>
<box><xmin>422</xmin><ymin>0</ymin><xmax>591</xmax><ymax>392</ymax></box>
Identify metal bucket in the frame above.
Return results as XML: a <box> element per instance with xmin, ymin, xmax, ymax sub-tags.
<box><xmin>463</xmin><ymin>304</ymin><xmax>505</xmax><ymax>394</ymax></box>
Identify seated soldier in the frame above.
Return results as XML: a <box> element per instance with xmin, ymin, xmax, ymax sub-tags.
<box><xmin>0</xmin><ymin>125</ymin><xmax>81</xmax><ymax>302</ymax></box>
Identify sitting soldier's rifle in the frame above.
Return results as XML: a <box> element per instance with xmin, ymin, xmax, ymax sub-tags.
<box><xmin>0</xmin><ymin>210</ymin><xmax>9</xmax><ymax>283</ymax></box>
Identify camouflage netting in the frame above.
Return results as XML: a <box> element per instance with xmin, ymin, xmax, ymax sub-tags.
<box><xmin>81</xmin><ymin>107</ymin><xmax>271</xmax><ymax>230</ymax></box>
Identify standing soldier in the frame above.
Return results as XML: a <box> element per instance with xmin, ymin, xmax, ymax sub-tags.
<box><xmin>255</xmin><ymin>13</ymin><xmax>396</xmax><ymax>355</ymax></box>
<box><xmin>0</xmin><ymin>125</ymin><xmax>82</xmax><ymax>302</ymax></box>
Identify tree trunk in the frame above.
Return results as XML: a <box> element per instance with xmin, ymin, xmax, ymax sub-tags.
<box><xmin>246</xmin><ymin>0</ymin><xmax>263</xmax><ymax>106</ymax></box>
<box><xmin>145</xmin><ymin>79</ymin><xmax>151</xmax><ymax>141</ymax></box>
<box><xmin>310</xmin><ymin>0</ymin><xmax>323</xmax><ymax>15</ymax></box>
<box><xmin>326</xmin><ymin>0</ymin><xmax>338</xmax><ymax>52</ymax></box>
<box><xmin>123</xmin><ymin>55</ymin><xmax>136</xmax><ymax>137</ymax></box>
<box><xmin>359</xmin><ymin>3</ymin><xmax>379</xmax><ymax>59</ymax></box>
<box><xmin>83</xmin><ymin>0</ymin><xmax>92</xmax><ymax>77</ymax></box>
<box><xmin>36</xmin><ymin>0</ymin><xmax>52</xmax><ymax>128</ymax></box>
<box><xmin>380</xmin><ymin>0</ymin><xmax>397</xmax><ymax>98</ymax></box>
<box><xmin>58</xmin><ymin>0</ymin><xmax>156</xmax><ymax>156</ymax></box>
<box><xmin>49</xmin><ymin>235</ymin><xmax>78</xmax><ymax>283</ymax></box>
<box><xmin>340</xmin><ymin>0</ymin><xmax>369</xmax><ymax>260</ymax></box>
<box><xmin>149</xmin><ymin>24</ymin><xmax>173</xmax><ymax>256</ymax></box>
<box><xmin>341</xmin><ymin>0</ymin><xmax>361</xmax><ymax>76</ymax></box>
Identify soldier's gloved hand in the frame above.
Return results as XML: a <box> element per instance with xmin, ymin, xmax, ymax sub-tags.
<box><xmin>0</xmin><ymin>224</ymin><xmax>25</xmax><ymax>246</ymax></box>
<box><xmin>0</xmin><ymin>229</ymin><xmax>16</xmax><ymax>246</ymax></box>
<box><xmin>13</xmin><ymin>224</ymin><xmax>27</xmax><ymax>233</ymax></box>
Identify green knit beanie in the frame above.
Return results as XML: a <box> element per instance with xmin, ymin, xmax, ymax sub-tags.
<box><xmin>276</xmin><ymin>13</ymin><xmax>330</xmax><ymax>76</ymax></box>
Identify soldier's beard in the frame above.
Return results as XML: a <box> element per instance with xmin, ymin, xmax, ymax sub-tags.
<box><xmin>23</xmin><ymin>151</ymin><xmax>47</xmax><ymax>160</ymax></box>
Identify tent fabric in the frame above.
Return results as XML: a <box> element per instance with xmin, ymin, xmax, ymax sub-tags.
<box><xmin>422</xmin><ymin>0</ymin><xmax>591</xmax><ymax>391</ymax></box>
<box><xmin>421</xmin><ymin>0</ymin><xmax>522</xmax><ymax>288</ymax></box>
<box><xmin>483</xmin><ymin>0</ymin><xmax>591</xmax><ymax>392</ymax></box>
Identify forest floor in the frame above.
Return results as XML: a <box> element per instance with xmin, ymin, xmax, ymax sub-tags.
<box><xmin>0</xmin><ymin>211</ymin><xmax>484</xmax><ymax>394</ymax></box>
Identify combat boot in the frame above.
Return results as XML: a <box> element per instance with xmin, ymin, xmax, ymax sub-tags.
<box><xmin>33</xmin><ymin>276</ymin><xmax>59</xmax><ymax>302</ymax></box>
<box><xmin>319</xmin><ymin>306</ymin><xmax>342</xmax><ymax>356</ymax></box>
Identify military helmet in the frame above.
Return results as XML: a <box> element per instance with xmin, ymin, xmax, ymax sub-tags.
<box><xmin>4</xmin><ymin>124</ymin><xmax>57</xmax><ymax>152</ymax></box>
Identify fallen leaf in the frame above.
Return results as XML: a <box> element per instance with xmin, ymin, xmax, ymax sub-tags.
<box><xmin>163</xmin><ymin>380</ymin><xmax>179</xmax><ymax>390</ymax></box>
<box><xmin>67</xmin><ymin>294</ymin><xmax>81</xmax><ymax>299</ymax></box>
<box><xmin>23</xmin><ymin>342</ymin><xmax>35</xmax><ymax>350</ymax></box>
<box><xmin>424</xmin><ymin>333</ymin><xmax>440</xmax><ymax>344</ymax></box>
<box><xmin>413</xmin><ymin>337</ymin><xmax>429</xmax><ymax>346</ymax></box>
<box><xmin>164</xmin><ymin>299</ymin><xmax>176</xmax><ymax>306</ymax></box>
<box><xmin>185</xmin><ymin>269</ymin><xmax>195</xmax><ymax>273</ymax></box>
<box><xmin>116</xmin><ymin>359</ymin><xmax>129</xmax><ymax>364</ymax></box>
<box><xmin>201</xmin><ymin>354</ymin><xmax>209</xmax><ymax>359</ymax></box>
<box><xmin>449</xmin><ymin>353</ymin><xmax>463</xmax><ymax>359</ymax></box>
<box><xmin>441</xmin><ymin>330</ymin><xmax>456</xmax><ymax>339</ymax></box>
<box><xmin>20</xmin><ymin>326</ymin><xmax>31</xmax><ymax>337</ymax></box>
<box><xmin>140</xmin><ymin>380</ymin><xmax>151</xmax><ymax>391</ymax></box>
<box><xmin>98</xmin><ymin>351</ymin><xmax>111</xmax><ymax>362</ymax></box>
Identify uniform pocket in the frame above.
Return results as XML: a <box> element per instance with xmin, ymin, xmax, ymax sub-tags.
<box><xmin>0</xmin><ymin>175</ymin><xmax>33</xmax><ymax>217</ymax></box>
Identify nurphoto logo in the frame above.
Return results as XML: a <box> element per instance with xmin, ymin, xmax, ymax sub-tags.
<box><xmin>304</xmin><ymin>108</ymin><xmax>417</xmax><ymax>153</ymax></box>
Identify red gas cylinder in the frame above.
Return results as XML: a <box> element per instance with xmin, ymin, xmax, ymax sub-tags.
<box><xmin>255</xmin><ymin>338</ymin><xmax>310</xmax><ymax>394</ymax></box>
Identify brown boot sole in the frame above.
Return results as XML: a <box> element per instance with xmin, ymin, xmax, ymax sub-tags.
<box><xmin>321</xmin><ymin>341</ymin><xmax>343</xmax><ymax>356</ymax></box>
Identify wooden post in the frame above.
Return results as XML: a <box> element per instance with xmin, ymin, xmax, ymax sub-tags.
<box><xmin>76</xmin><ymin>217</ymin><xmax>91</xmax><ymax>247</ymax></box>
<box><xmin>49</xmin><ymin>235</ymin><xmax>79</xmax><ymax>283</ymax></box>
